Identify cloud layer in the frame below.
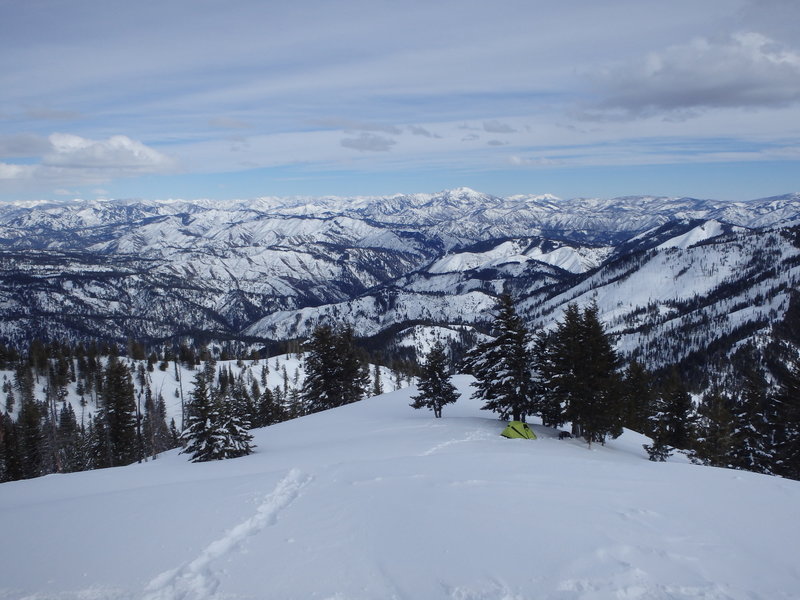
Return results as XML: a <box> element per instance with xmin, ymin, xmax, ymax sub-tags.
<box><xmin>0</xmin><ymin>0</ymin><xmax>798</xmax><ymax>200</ymax></box>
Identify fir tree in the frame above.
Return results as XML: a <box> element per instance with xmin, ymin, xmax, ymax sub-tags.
<box><xmin>181</xmin><ymin>361</ymin><xmax>253</xmax><ymax>462</ymax></box>
<box><xmin>693</xmin><ymin>386</ymin><xmax>735</xmax><ymax>468</ymax></box>
<box><xmin>142</xmin><ymin>389</ymin><xmax>173</xmax><ymax>459</ymax></box>
<box><xmin>181</xmin><ymin>368</ymin><xmax>225</xmax><ymax>462</ymax></box>
<box><xmin>89</xmin><ymin>413</ymin><xmax>112</xmax><ymax>469</ymax></box>
<box><xmin>1</xmin><ymin>412</ymin><xmax>23</xmax><ymax>482</ymax></box>
<box><xmin>729</xmin><ymin>362</ymin><xmax>773</xmax><ymax>474</ymax></box>
<box><xmin>17</xmin><ymin>394</ymin><xmax>43</xmax><ymax>479</ymax></box>
<box><xmin>100</xmin><ymin>357</ymin><xmax>139</xmax><ymax>466</ymax></box>
<box><xmin>644</xmin><ymin>370</ymin><xmax>695</xmax><ymax>461</ymax></box>
<box><xmin>535</xmin><ymin>303</ymin><xmax>582</xmax><ymax>429</ymax></box>
<box><xmin>539</xmin><ymin>302</ymin><xmax>623</xmax><ymax>444</ymax></box>
<box><xmin>301</xmin><ymin>324</ymin><xmax>369</xmax><ymax>414</ymax></box>
<box><xmin>57</xmin><ymin>402</ymin><xmax>84</xmax><ymax>473</ymax></box>
<box><xmin>410</xmin><ymin>342</ymin><xmax>459</xmax><ymax>418</ymax></box>
<box><xmin>256</xmin><ymin>386</ymin><xmax>286</xmax><ymax>426</ymax></box>
<box><xmin>372</xmin><ymin>363</ymin><xmax>384</xmax><ymax>397</ymax></box>
<box><xmin>468</xmin><ymin>294</ymin><xmax>535</xmax><ymax>422</ymax></box>
<box><xmin>620</xmin><ymin>360</ymin><xmax>655</xmax><ymax>434</ymax></box>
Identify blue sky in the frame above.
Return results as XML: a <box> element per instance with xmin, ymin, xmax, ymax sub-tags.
<box><xmin>1</xmin><ymin>0</ymin><xmax>799</xmax><ymax>202</ymax></box>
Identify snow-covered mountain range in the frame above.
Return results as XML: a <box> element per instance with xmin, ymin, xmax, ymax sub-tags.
<box><xmin>2</xmin><ymin>188</ymin><xmax>800</xmax><ymax>372</ymax></box>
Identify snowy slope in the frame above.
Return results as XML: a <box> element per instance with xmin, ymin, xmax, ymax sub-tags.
<box><xmin>1</xmin><ymin>377</ymin><xmax>798</xmax><ymax>600</ymax></box>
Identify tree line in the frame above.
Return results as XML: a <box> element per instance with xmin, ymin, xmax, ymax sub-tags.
<box><xmin>411</xmin><ymin>294</ymin><xmax>800</xmax><ymax>480</ymax></box>
<box><xmin>0</xmin><ymin>327</ymin><xmax>384</xmax><ymax>479</ymax></box>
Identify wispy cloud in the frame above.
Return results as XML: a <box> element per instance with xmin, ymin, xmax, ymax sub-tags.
<box><xmin>209</xmin><ymin>117</ymin><xmax>251</xmax><ymax>130</ymax></box>
<box><xmin>340</xmin><ymin>132</ymin><xmax>397</xmax><ymax>152</ymax></box>
<box><xmin>311</xmin><ymin>118</ymin><xmax>403</xmax><ymax>135</ymax></box>
<box><xmin>408</xmin><ymin>125</ymin><xmax>441</xmax><ymax>138</ymax></box>
<box><xmin>483</xmin><ymin>120</ymin><xmax>517</xmax><ymax>134</ymax></box>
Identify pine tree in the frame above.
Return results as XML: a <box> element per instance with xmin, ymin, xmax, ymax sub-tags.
<box><xmin>620</xmin><ymin>360</ymin><xmax>655</xmax><ymax>434</ymax></box>
<box><xmin>539</xmin><ymin>302</ymin><xmax>623</xmax><ymax>444</ymax></box>
<box><xmin>535</xmin><ymin>304</ymin><xmax>582</xmax><ymax>429</ymax></box>
<box><xmin>181</xmin><ymin>361</ymin><xmax>254</xmax><ymax>462</ymax></box>
<box><xmin>301</xmin><ymin>325</ymin><xmax>338</xmax><ymax>414</ymax></box>
<box><xmin>644</xmin><ymin>370</ymin><xmax>695</xmax><ymax>461</ymax></box>
<box><xmin>256</xmin><ymin>386</ymin><xmax>286</xmax><ymax>426</ymax></box>
<box><xmin>57</xmin><ymin>402</ymin><xmax>84</xmax><ymax>473</ymax></box>
<box><xmin>1</xmin><ymin>412</ymin><xmax>23</xmax><ymax>482</ymax></box>
<box><xmin>17</xmin><ymin>395</ymin><xmax>43</xmax><ymax>479</ymax></box>
<box><xmin>301</xmin><ymin>324</ymin><xmax>369</xmax><ymax>414</ymax></box>
<box><xmin>372</xmin><ymin>363</ymin><xmax>384</xmax><ymax>397</ymax></box>
<box><xmin>693</xmin><ymin>386</ymin><xmax>735</xmax><ymax>468</ymax></box>
<box><xmin>729</xmin><ymin>362</ymin><xmax>773</xmax><ymax>474</ymax></box>
<box><xmin>468</xmin><ymin>294</ymin><xmax>535</xmax><ymax>422</ymax></box>
<box><xmin>142</xmin><ymin>389</ymin><xmax>173</xmax><ymax>459</ymax></box>
<box><xmin>181</xmin><ymin>368</ymin><xmax>227</xmax><ymax>463</ymax></box>
<box><xmin>89</xmin><ymin>413</ymin><xmax>112</xmax><ymax>469</ymax></box>
<box><xmin>100</xmin><ymin>357</ymin><xmax>139</xmax><ymax>466</ymax></box>
<box><xmin>411</xmin><ymin>342</ymin><xmax>459</xmax><ymax>418</ymax></box>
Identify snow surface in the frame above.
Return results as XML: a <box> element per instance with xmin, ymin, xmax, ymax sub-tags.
<box><xmin>1</xmin><ymin>377</ymin><xmax>799</xmax><ymax>600</ymax></box>
<box><xmin>656</xmin><ymin>220</ymin><xmax>725</xmax><ymax>250</ymax></box>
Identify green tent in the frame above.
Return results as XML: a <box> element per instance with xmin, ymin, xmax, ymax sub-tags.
<box><xmin>501</xmin><ymin>421</ymin><xmax>537</xmax><ymax>440</ymax></box>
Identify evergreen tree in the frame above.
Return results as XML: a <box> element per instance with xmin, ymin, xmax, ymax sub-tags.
<box><xmin>535</xmin><ymin>304</ymin><xmax>582</xmax><ymax>429</ymax></box>
<box><xmin>256</xmin><ymin>386</ymin><xmax>286</xmax><ymax>426</ymax></box>
<box><xmin>729</xmin><ymin>362</ymin><xmax>773</xmax><ymax>474</ymax></box>
<box><xmin>301</xmin><ymin>325</ymin><xmax>338</xmax><ymax>414</ymax></box>
<box><xmin>372</xmin><ymin>363</ymin><xmax>384</xmax><ymax>397</ymax></box>
<box><xmin>100</xmin><ymin>357</ymin><xmax>139</xmax><ymax>466</ymax></box>
<box><xmin>410</xmin><ymin>342</ymin><xmax>459</xmax><ymax>418</ymax></box>
<box><xmin>1</xmin><ymin>413</ymin><xmax>23</xmax><ymax>482</ymax></box>
<box><xmin>89</xmin><ymin>413</ymin><xmax>112</xmax><ymax>469</ymax></box>
<box><xmin>57</xmin><ymin>402</ymin><xmax>84</xmax><ymax>473</ymax></box>
<box><xmin>301</xmin><ymin>324</ymin><xmax>369</xmax><ymax>414</ymax></box>
<box><xmin>17</xmin><ymin>394</ymin><xmax>43</xmax><ymax>479</ymax></box>
<box><xmin>693</xmin><ymin>386</ymin><xmax>735</xmax><ymax>468</ymax></box>
<box><xmin>181</xmin><ymin>368</ymin><xmax>226</xmax><ymax>463</ymax></box>
<box><xmin>468</xmin><ymin>294</ymin><xmax>535</xmax><ymax>422</ymax></box>
<box><xmin>335</xmin><ymin>326</ymin><xmax>370</xmax><ymax>406</ymax></box>
<box><xmin>539</xmin><ymin>302</ymin><xmax>623</xmax><ymax>444</ymax></box>
<box><xmin>142</xmin><ymin>389</ymin><xmax>173</xmax><ymax>459</ymax></box>
<box><xmin>620</xmin><ymin>360</ymin><xmax>655</xmax><ymax>434</ymax></box>
<box><xmin>644</xmin><ymin>370</ymin><xmax>695</xmax><ymax>461</ymax></box>
<box><xmin>773</xmin><ymin>363</ymin><xmax>800</xmax><ymax>480</ymax></box>
<box><xmin>181</xmin><ymin>361</ymin><xmax>253</xmax><ymax>462</ymax></box>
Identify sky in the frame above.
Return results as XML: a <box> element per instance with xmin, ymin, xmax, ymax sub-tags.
<box><xmin>1</xmin><ymin>0</ymin><xmax>799</xmax><ymax>203</ymax></box>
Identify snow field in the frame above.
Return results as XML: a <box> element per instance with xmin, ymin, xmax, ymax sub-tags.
<box><xmin>1</xmin><ymin>376</ymin><xmax>799</xmax><ymax>599</ymax></box>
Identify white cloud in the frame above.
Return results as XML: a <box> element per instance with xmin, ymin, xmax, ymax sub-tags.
<box><xmin>0</xmin><ymin>134</ymin><xmax>174</xmax><ymax>192</ymax></box>
<box><xmin>586</xmin><ymin>32</ymin><xmax>800</xmax><ymax>119</ymax></box>
<box><xmin>43</xmin><ymin>133</ymin><xmax>173</xmax><ymax>172</ymax></box>
<box><xmin>0</xmin><ymin>162</ymin><xmax>34</xmax><ymax>180</ymax></box>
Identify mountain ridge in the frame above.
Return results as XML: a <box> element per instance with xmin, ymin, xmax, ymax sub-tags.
<box><xmin>1</xmin><ymin>189</ymin><xmax>800</xmax><ymax>379</ymax></box>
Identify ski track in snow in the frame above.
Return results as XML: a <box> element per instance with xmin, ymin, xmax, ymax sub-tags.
<box><xmin>141</xmin><ymin>469</ymin><xmax>312</xmax><ymax>600</ymax></box>
<box><xmin>420</xmin><ymin>429</ymin><xmax>493</xmax><ymax>456</ymax></box>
